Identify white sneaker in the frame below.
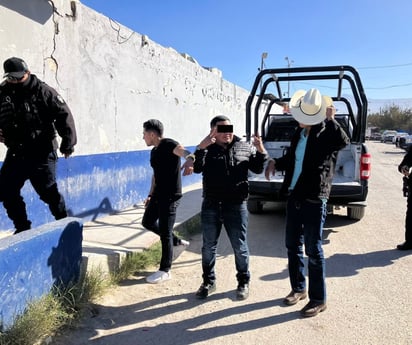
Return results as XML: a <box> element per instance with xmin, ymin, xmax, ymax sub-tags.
<box><xmin>146</xmin><ymin>270</ymin><xmax>171</xmax><ymax>284</ymax></box>
<box><xmin>177</xmin><ymin>238</ymin><xmax>190</xmax><ymax>246</ymax></box>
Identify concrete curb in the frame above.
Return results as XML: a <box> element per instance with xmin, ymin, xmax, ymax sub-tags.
<box><xmin>81</xmin><ymin>183</ymin><xmax>202</xmax><ymax>275</ymax></box>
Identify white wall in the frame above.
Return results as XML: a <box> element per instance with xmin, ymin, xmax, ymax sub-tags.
<box><xmin>0</xmin><ymin>0</ymin><xmax>250</xmax><ymax>157</ymax></box>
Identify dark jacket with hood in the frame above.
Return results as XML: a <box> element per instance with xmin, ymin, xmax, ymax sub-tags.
<box><xmin>399</xmin><ymin>147</ymin><xmax>412</xmax><ymax>189</ymax></box>
<box><xmin>193</xmin><ymin>135</ymin><xmax>267</xmax><ymax>202</ymax></box>
<box><xmin>274</xmin><ymin>119</ymin><xmax>350</xmax><ymax>200</ymax></box>
<box><xmin>0</xmin><ymin>74</ymin><xmax>77</xmax><ymax>156</ymax></box>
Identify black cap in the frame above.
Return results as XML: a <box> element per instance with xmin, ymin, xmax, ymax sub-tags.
<box><xmin>3</xmin><ymin>57</ymin><xmax>29</xmax><ymax>78</ymax></box>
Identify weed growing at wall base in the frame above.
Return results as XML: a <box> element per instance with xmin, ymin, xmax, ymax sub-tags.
<box><xmin>0</xmin><ymin>244</ymin><xmax>163</xmax><ymax>345</ymax></box>
<box><xmin>0</xmin><ymin>294</ymin><xmax>65</xmax><ymax>345</ymax></box>
<box><xmin>111</xmin><ymin>242</ymin><xmax>162</xmax><ymax>283</ymax></box>
<box><xmin>0</xmin><ymin>269</ymin><xmax>107</xmax><ymax>345</ymax></box>
<box><xmin>0</xmin><ymin>219</ymin><xmax>200</xmax><ymax>344</ymax></box>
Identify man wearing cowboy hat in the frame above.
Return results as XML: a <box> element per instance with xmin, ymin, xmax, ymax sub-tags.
<box><xmin>265</xmin><ymin>88</ymin><xmax>349</xmax><ymax>317</ymax></box>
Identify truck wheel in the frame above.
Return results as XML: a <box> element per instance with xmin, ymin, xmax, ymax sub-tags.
<box><xmin>247</xmin><ymin>200</ymin><xmax>263</xmax><ymax>214</ymax></box>
<box><xmin>347</xmin><ymin>207</ymin><xmax>365</xmax><ymax>220</ymax></box>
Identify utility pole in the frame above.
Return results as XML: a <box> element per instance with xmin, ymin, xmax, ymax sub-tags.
<box><xmin>284</xmin><ymin>56</ymin><xmax>294</xmax><ymax>98</ymax></box>
<box><xmin>259</xmin><ymin>52</ymin><xmax>268</xmax><ymax>94</ymax></box>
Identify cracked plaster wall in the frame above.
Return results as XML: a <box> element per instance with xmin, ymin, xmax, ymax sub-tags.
<box><xmin>0</xmin><ymin>0</ymin><xmax>255</xmax><ymax>230</ymax></box>
<box><xmin>0</xmin><ymin>0</ymin><xmax>250</xmax><ymax>158</ymax></box>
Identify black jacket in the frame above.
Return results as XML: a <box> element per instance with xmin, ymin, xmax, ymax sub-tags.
<box><xmin>275</xmin><ymin>119</ymin><xmax>350</xmax><ymax>200</ymax></box>
<box><xmin>0</xmin><ymin>74</ymin><xmax>77</xmax><ymax>156</ymax></box>
<box><xmin>194</xmin><ymin>136</ymin><xmax>267</xmax><ymax>202</ymax></box>
<box><xmin>399</xmin><ymin>147</ymin><xmax>412</xmax><ymax>188</ymax></box>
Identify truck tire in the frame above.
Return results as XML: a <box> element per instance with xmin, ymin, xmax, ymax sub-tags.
<box><xmin>247</xmin><ymin>200</ymin><xmax>263</xmax><ymax>214</ymax></box>
<box><xmin>347</xmin><ymin>207</ymin><xmax>365</xmax><ymax>220</ymax></box>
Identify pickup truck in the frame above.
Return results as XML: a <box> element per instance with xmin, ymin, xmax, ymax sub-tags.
<box><xmin>246</xmin><ymin>65</ymin><xmax>371</xmax><ymax>220</ymax></box>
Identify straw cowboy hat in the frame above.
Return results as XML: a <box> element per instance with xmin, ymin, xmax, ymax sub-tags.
<box><xmin>289</xmin><ymin>88</ymin><xmax>333</xmax><ymax>125</ymax></box>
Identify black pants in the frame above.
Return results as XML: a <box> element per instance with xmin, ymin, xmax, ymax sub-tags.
<box><xmin>405</xmin><ymin>194</ymin><xmax>412</xmax><ymax>244</ymax></box>
<box><xmin>142</xmin><ymin>196</ymin><xmax>180</xmax><ymax>272</ymax></box>
<box><xmin>0</xmin><ymin>150</ymin><xmax>67</xmax><ymax>231</ymax></box>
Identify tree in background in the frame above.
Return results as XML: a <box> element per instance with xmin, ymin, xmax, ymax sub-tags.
<box><xmin>368</xmin><ymin>105</ymin><xmax>412</xmax><ymax>133</ymax></box>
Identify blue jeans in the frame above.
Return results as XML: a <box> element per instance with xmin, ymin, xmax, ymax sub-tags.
<box><xmin>200</xmin><ymin>198</ymin><xmax>250</xmax><ymax>285</ymax></box>
<box><xmin>285</xmin><ymin>196</ymin><xmax>327</xmax><ymax>303</ymax></box>
<box><xmin>142</xmin><ymin>196</ymin><xmax>180</xmax><ymax>272</ymax></box>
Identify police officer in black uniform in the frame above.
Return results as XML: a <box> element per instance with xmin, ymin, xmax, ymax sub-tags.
<box><xmin>0</xmin><ymin>57</ymin><xmax>77</xmax><ymax>234</ymax></box>
<box><xmin>398</xmin><ymin>148</ymin><xmax>412</xmax><ymax>250</ymax></box>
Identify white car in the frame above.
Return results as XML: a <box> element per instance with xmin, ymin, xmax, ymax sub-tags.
<box><xmin>393</xmin><ymin>132</ymin><xmax>408</xmax><ymax>147</ymax></box>
<box><xmin>381</xmin><ymin>130</ymin><xmax>398</xmax><ymax>143</ymax></box>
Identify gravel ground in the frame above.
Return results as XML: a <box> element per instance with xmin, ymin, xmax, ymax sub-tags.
<box><xmin>53</xmin><ymin>141</ymin><xmax>412</xmax><ymax>345</ymax></box>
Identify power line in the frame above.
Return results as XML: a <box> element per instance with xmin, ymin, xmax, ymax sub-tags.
<box><xmin>358</xmin><ymin>62</ymin><xmax>412</xmax><ymax>70</ymax></box>
<box><xmin>366</xmin><ymin>82</ymin><xmax>412</xmax><ymax>90</ymax></box>
<box><xmin>292</xmin><ymin>80</ymin><xmax>412</xmax><ymax>92</ymax></box>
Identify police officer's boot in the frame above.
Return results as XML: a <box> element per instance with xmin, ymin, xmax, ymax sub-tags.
<box><xmin>13</xmin><ymin>220</ymin><xmax>31</xmax><ymax>235</ymax></box>
<box><xmin>3</xmin><ymin>196</ymin><xmax>31</xmax><ymax>234</ymax></box>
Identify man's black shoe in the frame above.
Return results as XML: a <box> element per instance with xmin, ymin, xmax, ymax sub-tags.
<box><xmin>397</xmin><ymin>242</ymin><xmax>412</xmax><ymax>250</ymax></box>
<box><xmin>300</xmin><ymin>301</ymin><xmax>327</xmax><ymax>317</ymax></box>
<box><xmin>283</xmin><ymin>290</ymin><xmax>307</xmax><ymax>305</ymax></box>
<box><xmin>236</xmin><ymin>283</ymin><xmax>249</xmax><ymax>300</ymax></box>
<box><xmin>195</xmin><ymin>282</ymin><xmax>216</xmax><ymax>299</ymax></box>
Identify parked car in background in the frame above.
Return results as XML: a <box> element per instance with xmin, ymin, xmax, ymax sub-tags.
<box><xmin>393</xmin><ymin>132</ymin><xmax>409</xmax><ymax>147</ymax></box>
<box><xmin>399</xmin><ymin>135</ymin><xmax>412</xmax><ymax>151</ymax></box>
<box><xmin>370</xmin><ymin>132</ymin><xmax>382</xmax><ymax>141</ymax></box>
<box><xmin>366</xmin><ymin>126</ymin><xmax>380</xmax><ymax>140</ymax></box>
<box><xmin>381</xmin><ymin>130</ymin><xmax>398</xmax><ymax>143</ymax></box>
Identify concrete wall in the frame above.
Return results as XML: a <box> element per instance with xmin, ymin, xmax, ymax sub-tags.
<box><xmin>0</xmin><ymin>218</ymin><xmax>83</xmax><ymax>330</ymax></box>
<box><xmin>0</xmin><ymin>0</ymin><xmax>250</xmax><ymax>231</ymax></box>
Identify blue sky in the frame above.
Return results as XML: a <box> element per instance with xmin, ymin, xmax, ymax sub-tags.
<box><xmin>81</xmin><ymin>0</ymin><xmax>412</xmax><ymax>105</ymax></box>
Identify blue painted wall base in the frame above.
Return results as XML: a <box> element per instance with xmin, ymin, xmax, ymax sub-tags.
<box><xmin>0</xmin><ymin>147</ymin><xmax>201</xmax><ymax>231</ymax></box>
<box><xmin>0</xmin><ymin>218</ymin><xmax>83</xmax><ymax>331</ymax></box>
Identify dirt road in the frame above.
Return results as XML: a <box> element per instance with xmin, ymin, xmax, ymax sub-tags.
<box><xmin>54</xmin><ymin>141</ymin><xmax>412</xmax><ymax>345</ymax></box>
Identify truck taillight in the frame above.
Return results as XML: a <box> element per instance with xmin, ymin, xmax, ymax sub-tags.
<box><xmin>360</xmin><ymin>153</ymin><xmax>371</xmax><ymax>179</ymax></box>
